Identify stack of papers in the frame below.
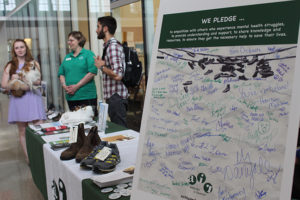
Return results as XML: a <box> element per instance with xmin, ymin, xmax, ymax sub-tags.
<box><xmin>92</xmin><ymin>168</ymin><xmax>134</xmax><ymax>188</ymax></box>
<box><xmin>42</xmin><ymin>132</ymin><xmax>69</xmax><ymax>143</ymax></box>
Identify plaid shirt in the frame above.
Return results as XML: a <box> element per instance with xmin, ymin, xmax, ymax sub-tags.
<box><xmin>102</xmin><ymin>38</ymin><xmax>128</xmax><ymax>100</ymax></box>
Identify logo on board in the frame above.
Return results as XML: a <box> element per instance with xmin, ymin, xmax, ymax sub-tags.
<box><xmin>188</xmin><ymin>172</ymin><xmax>213</xmax><ymax>194</ymax></box>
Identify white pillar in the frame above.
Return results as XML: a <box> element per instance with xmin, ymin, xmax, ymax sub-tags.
<box><xmin>71</xmin><ymin>0</ymin><xmax>79</xmax><ymax>30</ymax></box>
<box><xmin>88</xmin><ymin>0</ymin><xmax>108</xmax><ymax>101</ymax></box>
<box><xmin>143</xmin><ymin>0</ymin><xmax>155</xmax><ymax>75</ymax></box>
<box><xmin>113</xmin><ymin>8</ymin><xmax>122</xmax><ymax>42</ymax></box>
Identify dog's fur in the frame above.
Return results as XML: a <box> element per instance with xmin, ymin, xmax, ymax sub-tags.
<box><xmin>19</xmin><ymin>61</ymin><xmax>41</xmax><ymax>90</ymax></box>
<box><xmin>8</xmin><ymin>61</ymin><xmax>41</xmax><ymax>97</ymax></box>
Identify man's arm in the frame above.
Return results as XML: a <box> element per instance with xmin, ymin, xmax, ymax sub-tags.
<box><xmin>94</xmin><ymin>55</ymin><xmax>122</xmax><ymax>81</ymax></box>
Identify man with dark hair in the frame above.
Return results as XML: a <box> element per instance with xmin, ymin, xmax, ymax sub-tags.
<box><xmin>94</xmin><ymin>16</ymin><xmax>128</xmax><ymax>127</ymax></box>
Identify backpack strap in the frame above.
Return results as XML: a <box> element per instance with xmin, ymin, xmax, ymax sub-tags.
<box><xmin>101</xmin><ymin>40</ymin><xmax>111</xmax><ymax>60</ymax></box>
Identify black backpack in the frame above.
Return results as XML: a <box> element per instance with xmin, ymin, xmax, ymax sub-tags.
<box><xmin>122</xmin><ymin>43</ymin><xmax>143</xmax><ymax>88</ymax></box>
<box><xmin>102</xmin><ymin>40</ymin><xmax>142</xmax><ymax>88</ymax></box>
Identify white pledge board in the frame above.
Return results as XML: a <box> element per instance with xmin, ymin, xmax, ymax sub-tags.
<box><xmin>131</xmin><ymin>0</ymin><xmax>300</xmax><ymax>200</ymax></box>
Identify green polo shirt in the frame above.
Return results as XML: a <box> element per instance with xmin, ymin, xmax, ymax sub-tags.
<box><xmin>58</xmin><ymin>48</ymin><xmax>97</xmax><ymax>101</ymax></box>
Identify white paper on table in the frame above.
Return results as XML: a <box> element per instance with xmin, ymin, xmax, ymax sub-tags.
<box><xmin>39</xmin><ymin>121</ymin><xmax>63</xmax><ymax>129</ymax></box>
<box><xmin>41</xmin><ymin>132</ymin><xmax>70</xmax><ymax>143</ymax></box>
<box><xmin>92</xmin><ymin>169</ymin><xmax>134</xmax><ymax>188</ymax></box>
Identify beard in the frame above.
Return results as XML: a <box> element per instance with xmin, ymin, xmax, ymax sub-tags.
<box><xmin>97</xmin><ymin>29</ymin><xmax>105</xmax><ymax>40</ymax></box>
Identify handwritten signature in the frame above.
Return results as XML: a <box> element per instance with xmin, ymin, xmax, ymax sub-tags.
<box><xmin>256</xmin><ymin>190</ymin><xmax>267</xmax><ymax>199</ymax></box>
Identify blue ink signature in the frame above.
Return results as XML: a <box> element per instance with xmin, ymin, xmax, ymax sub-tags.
<box><xmin>256</xmin><ymin>190</ymin><xmax>267</xmax><ymax>199</ymax></box>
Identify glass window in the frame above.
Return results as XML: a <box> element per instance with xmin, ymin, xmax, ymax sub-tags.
<box><xmin>5</xmin><ymin>0</ymin><xmax>16</xmax><ymax>11</ymax></box>
<box><xmin>142</xmin><ymin>0</ymin><xmax>160</xmax><ymax>76</ymax></box>
<box><xmin>112</xmin><ymin>1</ymin><xmax>144</xmax><ymax>70</ymax></box>
<box><xmin>0</xmin><ymin>2</ymin><xmax>4</xmax><ymax>11</ymax></box>
<box><xmin>6</xmin><ymin>0</ymin><xmax>72</xmax><ymax>111</ymax></box>
<box><xmin>39</xmin><ymin>0</ymin><xmax>49</xmax><ymax>11</ymax></box>
<box><xmin>89</xmin><ymin>0</ymin><xmax>101</xmax><ymax>13</ymax></box>
<box><xmin>3</xmin><ymin>0</ymin><xmax>162</xmax><ymax>113</ymax></box>
<box><xmin>51</xmin><ymin>0</ymin><xmax>70</xmax><ymax>11</ymax></box>
<box><xmin>111</xmin><ymin>1</ymin><xmax>146</xmax><ymax>132</ymax></box>
<box><xmin>90</xmin><ymin>0</ymin><xmax>110</xmax><ymax>13</ymax></box>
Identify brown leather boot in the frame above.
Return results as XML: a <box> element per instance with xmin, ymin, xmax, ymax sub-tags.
<box><xmin>75</xmin><ymin>126</ymin><xmax>101</xmax><ymax>163</ymax></box>
<box><xmin>60</xmin><ymin>123</ymin><xmax>85</xmax><ymax>160</ymax></box>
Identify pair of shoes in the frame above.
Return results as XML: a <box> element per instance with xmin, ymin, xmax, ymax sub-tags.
<box><xmin>80</xmin><ymin>142</ymin><xmax>120</xmax><ymax>173</ymax></box>
<box><xmin>60</xmin><ymin>123</ymin><xmax>101</xmax><ymax>162</ymax></box>
<box><xmin>60</xmin><ymin>123</ymin><xmax>85</xmax><ymax>161</ymax></box>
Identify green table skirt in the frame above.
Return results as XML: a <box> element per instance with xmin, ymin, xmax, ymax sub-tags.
<box><xmin>82</xmin><ymin>179</ymin><xmax>130</xmax><ymax>200</ymax></box>
<box><xmin>26</xmin><ymin>121</ymin><xmax>127</xmax><ymax>200</ymax></box>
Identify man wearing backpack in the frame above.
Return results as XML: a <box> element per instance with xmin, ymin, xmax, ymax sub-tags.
<box><xmin>94</xmin><ymin>16</ymin><xmax>128</xmax><ymax>128</ymax></box>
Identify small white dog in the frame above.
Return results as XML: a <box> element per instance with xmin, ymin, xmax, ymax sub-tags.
<box><xmin>8</xmin><ymin>61</ymin><xmax>41</xmax><ymax>97</ymax></box>
<box><xmin>19</xmin><ymin>61</ymin><xmax>41</xmax><ymax>91</ymax></box>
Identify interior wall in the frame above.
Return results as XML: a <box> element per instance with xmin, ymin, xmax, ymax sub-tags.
<box><xmin>119</xmin><ymin>1</ymin><xmax>143</xmax><ymax>44</ymax></box>
<box><xmin>120</xmin><ymin>2</ymin><xmax>142</xmax><ymax>27</ymax></box>
<box><xmin>122</xmin><ymin>27</ymin><xmax>143</xmax><ymax>43</ymax></box>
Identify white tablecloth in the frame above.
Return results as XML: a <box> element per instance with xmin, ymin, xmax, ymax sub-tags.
<box><xmin>43</xmin><ymin>130</ymin><xmax>139</xmax><ymax>200</ymax></box>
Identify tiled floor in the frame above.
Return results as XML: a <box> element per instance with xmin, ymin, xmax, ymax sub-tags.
<box><xmin>0</xmin><ymin>94</ymin><xmax>44</xmax><ymax>200</ymax></box>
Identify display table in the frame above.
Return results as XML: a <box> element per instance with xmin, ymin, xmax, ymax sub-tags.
<box><xmin>26</xmin><ymin>122</ymin><xmax>135</xmax><ymax>200</ymax></box>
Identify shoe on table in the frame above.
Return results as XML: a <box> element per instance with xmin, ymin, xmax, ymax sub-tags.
<box><xmin>92</xmin><ymin>143</ymin><xmax>121</xmax><ymax>173</ymax></box>
<box><xmin>80</xmin><ymin>141</ymin><xmax>108</xmax><ymax>169</ymax></box>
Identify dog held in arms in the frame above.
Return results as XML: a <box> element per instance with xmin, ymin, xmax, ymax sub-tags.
<box><xmin>8</xmin><ymin>61</ymin><xmax>41</xmax><ymax>97</ymax></box>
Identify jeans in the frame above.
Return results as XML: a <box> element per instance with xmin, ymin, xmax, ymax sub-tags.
<box><xmin>106</xmin><ymin>93</ymin><xmax>128</xmax><ymax>128</ymax></box>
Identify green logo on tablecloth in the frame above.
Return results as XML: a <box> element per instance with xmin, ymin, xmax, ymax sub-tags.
<box><xmin>51</xmin><ymin>180</ymin><xmax>59</xmax><ymax>200</ymax></box>
<box><xmin>51</xmin><ymin>178</ymin><xmax>67</xmax><ymax>200</ymax></box>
